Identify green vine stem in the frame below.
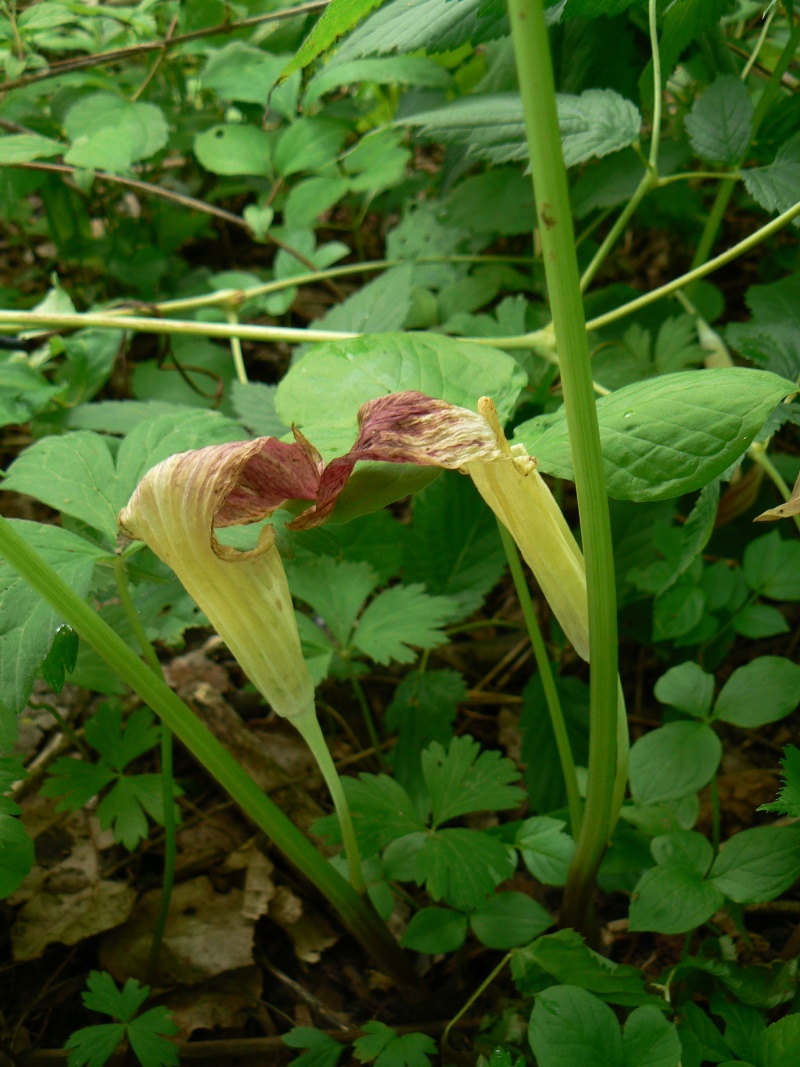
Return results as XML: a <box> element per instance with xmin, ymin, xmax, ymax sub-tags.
<box><xmin>688</xmin><ymin>9</ymin><xmax>800</xmax><ymax>280</ymax></box>
<box><xmin>498</xmin><ymin>522</ymin><xmax>582</xmax><ymax>835</ymax></box>
<box><xmin>0</xmin><ymin>516</ymin><xmax>417</xmax><ymax>990</ymax></box>
<box><xmin>507</xmin><ymin>0</ymin><xmax>620</xmax><ymax>932</ymax></box>
<box><xmin>112</xmin><ymin>556</ymin><xmax>176</xmax><ymax>983</ymax></box>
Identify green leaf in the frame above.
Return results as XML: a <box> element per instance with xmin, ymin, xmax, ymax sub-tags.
<box><xmin>685</xmin><ymin>76</ymin><xmax>753</xmax><ymax>165</ymax></box>
<box><xmin>40</xmin><ymin>624</ymin><xmax>79</xmax><ymax>694</ymax></box>
<box><xmin>516</xmin><ymin>817</ymin><xmax>576</xmax><ymax>886</ymax></box>
<box><xmin>623</xmin><ymin>1006</ymin><xmax>682</xmax><ymax>1067</ymax></box>
<box><xmin>66</xmin><ymin>1022</ymin><xmax>126</xmax><ymax>1067</ymax></box>
<box><xmin>0</xmin><ymin>355</ymin><xmax>65</xmax><ymax>428</ymax></box>
<box><xmin>520</xmin><ymin>674</ymin><xmax>590</xmax><ymax>813</ymax></box>
<box><xmin>354</xmin><ymin>1021</ymin><xmax>437</xmax><ymax>1067</ymax></box>
<box><xmin>41</xmin><ymin>757</ymin><xmax>115</xmax><ymax>811</ymax></box>
<box><xmin>126</xmin><ymin>1007</ymin><xmax>179</xmax><ymax>1067</ymax></box>
<box><xmin>305</xmin><ymin>56</ymin><xmax>452</xmax><ymax>106</ymax></box>
<box><xmin>513</xmin><ymin>929</ymin><xmax>652</xmax><ymax>1005</ymax></box>
<box><xmin>416</xmin><ymin>827</ymin><xmax>516</xmax><ymax>910</ymax></box>
<box><xmin>712</xmin><ymin>657</ymin><xmax>800</xmax><ymax>728</ymax></box>
<box><xmin>313</xmin><ymin>265</ymin><xmax>414</xmax><ymax>335</ymax></box>
<box><xmin>85</xmin><ymin>706</ymin><xmax>161</xmax><ymax>772</ymax></box>
<box><xmin>399</xmin><ymin>89</ymin><xmax>640</xmax><ymax>169</ymax></box>
<box><xmin>470</xmin><ymin>892</ymin><xmax>553</xmax><ymax>950</ymax></box>
<box><xmin>0</xmin><ymin>133</ymin><xmax>64</xmax><ymax>163</ymax></box>
<box><xmin>743</xmin><ymin>530</ymin><xmax>800</xmax><ymax>600</ymax></box>
<box><xmin>641</xmin><ymin>0</ymin><xmax>731</xmax><ymax>103</ymax></box>
<box><xmin>733</xmin><ymin>604</ymin><xmax>789</xmax><ymax>639</ymax></box>
<box><xmin>336</xmin><ymin>774</ymin><xmax>426</xmax><ymax>855</ymax></box>
<box><xmin>386</xmin><ymin>670</ymin><xmax>464</xmax><ymax>805</ymax></box>
<box><xmin>193</xmin><ymin>124</ymin><xmax>272</xmax><ymax>177</ymax></box>
<box><xmin>628</xmin><ymin>722</ymin><xmax>721</xmax><ymax>805</ymax></box>
<box><xmin>422</xmin><ymin>735</ymin><xmax>524</xmax><ymax>827</ymax></box>
<box><xmin>709</xmin><ymin>826</ymin><xmax>800</xmax><ymax>903</ymax></box>
<box><xmin>654</xmin><ymin>662</ymin><xmax>714</xmax><ymax>719</ymax></box>
<box><xmin>515</xmin><ymin>370</ymin><xmax>792</xmax><ymax>502</ymax></box>
<box><xmin>82</xmin><ymin>972</ymin><xmax>149</xmax><ymax>1023</ymax></box>
<box><xmin>273</xmin><ymin>118</ymin><xmax>349</xmax><ymax>178</ymax></box>
<box><xmin>201</xmin><ymin>43</ymin><xmax>286</xmax><ymax>105</ymax></box>
<box><xmin>282</xmin><ymin>0</ymin><xmax>387</xmax><ymax>79</ymax></box>
<box><xmin>96</xmin><ymin>777</ymin><xmax>153</xmax><ymax>851</ymax></box>
<box><xmin>727</xmin><ymin>274</ymin><xmax>800</xmax><ymax>380</ymax></box>
<box><xmin>64</xmin><ymin>93</ymin><xmax>168</xmax><ymax>172</ymax></box>
<box><xmin>529</xmin><ymin>985</ymin><xmax>623</xmax><ymax>1067</ymax></box>
<box><xmin>0</xmin><ymin>521</ymin><xmax>103</xmax><ymax>727</ymax></box>
<box><xmin>743</xmin><ymin>132</ymin><xmax>800</xmax><ymax>223</ymax></box>
<box><xmin>352</xmin><ymin>584</ymin><xmax>458</xmax><ymax>665</ymax></box>
<box><xmin>629</xmin><ymin>866</ymin><xmax>724</xmax><ymax>934</ymax></box>
<box><xmin>651</xmin><ymin>831</ymin><xmax>713</xmax><ymax>876</ymax></box>
<box><xmin>0</xmin><ymin>814</ymin><xmax>34</xmax><ymax>898</ymax></box>
<box><xmin>404</xmin><ymin>471</ymin><xmax>507</xmax><ymax>619</ymax></box>
<box><xmin>441</xmin><ymin>168</ymin><xmax>537</xmax><ymax>237</ymax></box>
<box><xmin>288</xmin><ymin>557</ymin><xmax>379</xmax><ymax>647</ymax></box>
<box><xmin>231</xmin><ymin>381</ymin><xmax>287</xmax><ymax>438</ymax></box>
<box><xmin>275</xmin><ymin>331</ymin><xmax>526</xmax><ymax>458</ymax></box>
<box><xmin>400</xmin><ymin>906</ymin><xmax>468</xmax><ymax>953</ymax></box>
<box><xmin>752</xmin><ymin>1013</ymin><xmax>800</xmax><ymax>1067</ymax></box>
<box><xmin>283</xmin><ymin>1027</ymin><xmax>346</xmax><ymax>1067</ymax></box>
<box><xmin>760</xmin><ymin>745</ymin><xmax>800</xmax><ymax>817</ymax></box>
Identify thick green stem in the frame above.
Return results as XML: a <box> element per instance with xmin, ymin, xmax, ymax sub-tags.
<box><xmin>507</xmin><ymin>0</ymin><xmax>619</xmax><ymax>932</ymax></box>
<box><xmin>0</xmin><ymin>516</ymin><xmax>416</xmax><ymax>989</ymax></box>
<box><xmin>498</xmin><ymin>522</ymin><xmax>582</xmax><ymax>835</ymax></box>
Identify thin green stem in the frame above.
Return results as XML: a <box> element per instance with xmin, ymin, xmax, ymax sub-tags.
<box><xmin>507</xmin><ymin>0</ymin><xmax>619</xmax><ymax>933</ymax></box>
<box><xmin>657</xmin><ymin>170</ymin><xmax>739</xmax><ymax>186</ymax></box>
<box><xmin>741</xmin><ymin>5</ymin><xmax>777</xmax><ymax>81</ymax></box>
<box><xmin>647</xmin><ymin>0</ymin><xmax>662</xmax><ymax>171</ymax></box>
<box><xmin>688</xmin><ymin>177</ymin><xmax>737</xmax><ymax>279</ymax></box>
<box><xmin>112</xmin><ymin>557</ymin><xmax>175</xmax><ymax>984</ymax></box>
<box><xmin>292</xmin><ymin>709</ymin><xmax>366</xmax><ymax>893</ymax></box>
<box><xmin>498</xmin><ymin>522</ymin><xmax>582</xmax><ymax>835</ymax></box>
<box><xmin>0</xmin><ymin>516</ymin><xmax>416</xmax><ymax>988</ymax></box>
<box><xmin>226</xmin><ymin>310</ymin><xmax>248</xmax><ymax>385</ymax></box>
<box><xmin>348</xmin><ymin>666</ymin><xmax>385</xmax><ymax>770</ymax></box>
<box><xmin>441</xmin><ymin>952</ymin><xmax>512</xmax><ymax>1052</ymax></box>
<box><xmin>710</xmin><ymin>774</ymin><xmax>721</xmax><ymax>856</ymax></box>
<box><xmin>579</xmin><ymin>169</ymin><xmax>657</xmax><ymax>292</ymax></box>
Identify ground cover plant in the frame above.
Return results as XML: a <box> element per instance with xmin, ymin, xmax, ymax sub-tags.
<box><xmin>0</xmin><ymin>0</ymin><xmax>799</xmax><ymax>1063</ymax></box>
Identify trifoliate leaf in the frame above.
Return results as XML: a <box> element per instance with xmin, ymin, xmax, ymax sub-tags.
<box><xmin>416</xmin><ymin>828</ymin><xmax>516</xmax><ymax>910</ymax></box>
<box><xmin>85</xmin><ymin>705</ymin><xmax>161</xmax><ymax>772</ymax></box>
<box><xmin>317</xmin><ymin>774</ymin><xmax>427</xmax><ymax>856</ymax></box>
<box><xmin>82</xmin><ymin>972</ymin><xmax>150</xmax><ymax>1023</ymax></box>
<box><xmin>354</xmin><ymin>1021</ymin><xmax>437</xmax><ymax>1067</ymax></box>
<box><xmin>352</xmin><ymin>584</ymin><xmax>458</xmax><ymax>665</ymax></box>
<box><xmin>422</xmin><ymin>735</ymin><xmax>524</xmax><ymax>827</ymax></box>
<box><xmin>760</xmin><ymin>746</ymin><xmax>800</xmax><ymax>817</ymax></box>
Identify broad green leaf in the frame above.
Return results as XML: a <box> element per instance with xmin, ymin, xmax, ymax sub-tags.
<box><xmin>201</xmin><ymin>43</ymin><xmax>286</xmax><ymax>105</ymax></box>
<box><xmin>441</xmin><ymin>168</ymin><xmax>536</xmax><ymax>237</ymax></box>
<box><xmin>470</xmin><ymin>892</ymin><xmax>553</xmax><ymax>949</ymax></box>
<box><xmin>282</xmin><ymin>0</ymin><xmax>387</xmax><ymax>79</ymax></box>
<box><xmin>40</xmin><ymin>623</ymin><xmax>79</xmax><ymax>694</ymax></box>
<box><xmin>352</xmin><ymin>584</ymin><xmax>457</xmax><ymax>664</ymax></box>
<box><xmin>685</xmin><ymin>76</ymin><xmax>753</xmax><ymax>165</ymax></box>
<box><xmin>727</xmin><ymin>274</ymin><xmax>800</xmax><ymax>380</ymax></box>
<box><xmin>0</xmin><ymin>133</ymin><xmax>64</xmax><ymax>163</ymax></box>
<box><xmin>0</xmin><ymin>522</ymin><xmax>104</xmax><ymax>730</ymax></box>
<box><xmin>422</xmin><ymin>735</ymin><xmax>524</xmax><ymax>826</ymax></box>
<box><xmin>312</xmin><ymin>265</ymin><xmax>414</xmax><ymax>335</ymax></box>
<box><xmin>654</xmin><ymin>662</ymin><xmax>714</xmax><ymax>719</ymax></box>
<box><xmin>416</xmin><ymin>827</ymin><xmax>516</xmax><ymax>910</ymax></box>
<box><xmin>752</xmin><ymin>1013</ymin><xmax>800</xmax><ymax>1067</ymax></box>
<box><xmin>400</xmin><ymin>906</ymin><xmax>468</xmax><ymax>953</ymax></box>
<box><xmin>193</xmin><ymin>125</ymin><xmax>272</xmax><ymax>177</ymax></box>
<box><xmin>623</xmin><ymin>1006</ymin><xmax>682</xmax><ymax>1067</ymax></box>
<box><xmin>529</xmin><ymin>985</ymin><xmax>623</xmax><ymax>1067</ymax></box>
<box><xmin>231</xmin><ymin>381</ymin><xmax>287</xmax><ymax>438</ymax></box>
<box><xmin>404</xmin><ymin>471</ymin><xmax>507</xmax><ymax>619</ymax></box>
<box><xmin>332</xmin><ymin>0</ymin><xmax>509</xmax><ymax>61</ymax></box>
<box><xmin>126</xmin><ymin>1006</ymin><xmax>179</xmax><ymax>1067</ymax></box>
<box><xmin>386</xmin><ymin>670</ymin><xmax>464</xmax><ymax>805</ymax></box>
<box><xmin>712</xmin><ymin>657</ymin><xmax>800</xmax><ymax>728</ymax></box>
<box><xmin>273</xmin><ymin>118</ymin><xmax>349</xmax><ymax>178</ymax></box>
<box><xmin>64</xmin><ymin>93</ymin><xmax>168</xmax><ymax>172</ymax></box>
<box><xmin>760</xmin><ymin>745</ymin><xmax>800</xmax><ymax>817</ymax></box>
<box><xmin>0</xmin><ymin>356</ymin><xmax>65</xmax><ymax>427</ymax></box>
<box><xmin>650</xmin><ymin>831</ymin><xmax>713</xmax><ymax>877</ymax></box>
<box><xmin>287</xmin><ymin>557</ymin><xmax>379</xmax><ymax>647</ymax></box>
<box><xmin>520</xmin><ymin>674</ymin><xmax>590</xmax><ymax>813</ymax></box>
<box><xmin>399</xmin><ymin>89</ymin><xmax>640</xmax><ymax>168</ymax></box>
<box><xmin>65</xmin><ymin>1022</ymin><xmax>125</xmax><ymax>1067</ymax></box>
<box><xmin>0</xmin><ymin>815</ymin><xmax>34</xmax><ymax>898</ymax></box>
<box><xmin>629</xmin><ymin>865</ymin><xmax>724</xmax><ymax>934</ymax></box>
<box><xmin>516</xmin><ymin>817</ymin><xmax>576</xmax><ymax>886</ymax></box>
<box><xmin>305</xmin><ymin>56</ymin><xmax>452</xmax><ymax>106</ymax></box>
<box><xmin>563</xmin><ymin>0</ymin><xmax>642</xmax><ymax>14</ymax></box>
<box><xmin>284</xmin><ymin>176</ymin><xmax>351</xmax><ymax>230</ymax></box>
<box><xmin>513</xmin><ymin>929</ymin><xmax>651</xmax><ymax>1005</ymax></box>
<box><xmin>628</xmin><ymin>722</ymin><xmax>721</xmax><ymax>805</ymax></box>
<box><xmin>283</xmin><ymin>1027</ymin><xmax>346</xmax><ymax>1067</ymax></box>
<box><xmin>515</xmin><ymin>369</ymin><xmax>792</xmax><ymax>501</ymax></box>
<box><xmin>743</xmin><ymin>132</ymin><xmax>800</xmax><ymax>224</ymax></box>
<box><xmin>733</xmin><ymin>604</ymin><xmax>789</xmax><ymax>639</ymax></box>
<box><xmin>743</xmin><ymin>531</ymin><xmax>800</xmax><ymax>600</ymax></box>
<box><xmin>709</xmin><ymin>826</ymin><xmax>800</xmax><ymax>903</ymax></box>
<box><xmin>275</xmin><ymin>331</ymin><xmax>527</xmax><ymax>457</ymax></box>
<box><xmin>334</xmin><ymin>774</ymin><xmax>425</xmax><ymax>855</ymax></box>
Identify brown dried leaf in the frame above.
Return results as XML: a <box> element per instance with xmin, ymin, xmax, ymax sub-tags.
<box><xmin>755</xmin><ymin>471</ymin><xmax>800</xmax><ymax>522</ymax></box>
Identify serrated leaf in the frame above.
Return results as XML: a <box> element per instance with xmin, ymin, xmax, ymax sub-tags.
<box><xmin>416</xmin><ymin>827</ymin><xmax>516</xmax><ymax>910</ymax></box>
<box><xmin>127</xmin><ymin>1007</ymin><xmax>179</xmax><ymax>1067</ymax></box>
<box><xmin>760</xmin><ymin>745</ymin><xmax>800</xmax><ymax>817</ymax></box>
<box><xmin>352</xmin><ymin>584</ymin><xmax>457</xmax><ymax>665</ymax></box>
<box><xmin>516</xmin><ymin>816</ymin><xmax>576</xmax><ymax>886</ymax></box>
<box><xmin>422</xmin><ymin>735</ymin><xmax>524</xmax><ymax>826</ymax></box>
<box><xmin>284</xmin><ymin>1027</ymin><xmax>347</xmax><ymax>1067</ymax></box>
<box><xmin>305</xmin><ymin>56</ymin><xmax>452</xmax><ymax>106</ymax></box>
<box><xmin>0</xmin><ymin>814</ymin><xmax>34</xmax><ymax>898</ymax></box>
<box><xmin>685</xmin><ymin>75</ymin><xmax>753</xmax><ymax>165</ymax></box>
<box><xmin>514</xmin><ymin>369</ymin><xmax>792</xmax><ymax>502</ymax></box>
<box><xmin>514</xmin><ymin>929</ymin><xmax>651</xmax><ymax>1004</ymax></box>
<box><xmin>40</xmin><ymin>757</ymin><xmax>116</xmax><ymax>811</ymax></box>
<box><xmin>0</xmin><ymin>521</ymin><xmax>103</xmax><ymax>730</ymax></box>
<box><xmin>288</xmin><ymin>557</ymin><xmax>379</xmax><ymax>647</ymax></box>
<box><xmin>404</xmin><ymin>471</ymin><xmax>506</xmax><ymax>619</ymax></box>
<box><xmin>85</xmin><ymin>705</ymin><xmax>161</xmax><ymax>771</ymax></box>
<box><xmin>743</xmin><ymin>132</ymin><xmax>800</xmax><ymax>223</ymax></box>
<box><xmin>96</xmin><ymin>777</ymin><xmax>152</xmax><ymax>852</ymax></box>
<box><xmin>66</xmin><ymin>1022</ymin><xmax>126</xmax><ymax>1067</ymax></box>
<box><xmin>40</xmin><ymin>624</ymin><xmax>79</xmax><ymax>694</ymax></box>
<box><xmin>83</xmin><ymin>972</ymin><xmax>149</xmax><ymax>1022</ymax></box>
<box><xmin>354</xmin><ymin>1021</ymin><xmax>437</xmax><ymax>1067</ymax></box>
<box><xmin>335</xmin><ymin>774</ymin><xmax>426</xmax><ymax>855</ymax></box>
<box><xmin>283</xmin><ymin>0</ymin><xmax>386</xmax><ymax>79</ymax></box>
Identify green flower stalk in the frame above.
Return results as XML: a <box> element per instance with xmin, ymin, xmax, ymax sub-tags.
<box><xmin>118</xmin><ymin>434</ymin><xmax>365</xmax><ymax>891</ymax></box>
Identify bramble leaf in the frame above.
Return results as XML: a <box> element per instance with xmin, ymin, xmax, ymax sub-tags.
<box><xmin>422</xmin><ymin>735</ymin><xmax>524</xmax><ymax>826</ymax></box>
